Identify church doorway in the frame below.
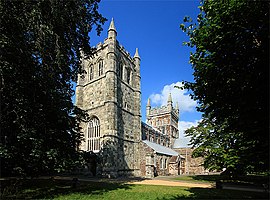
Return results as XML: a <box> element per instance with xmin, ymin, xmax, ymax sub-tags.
<box><xmin>84</xmin><ymin>151</ymin><xmax>97</xmax><ymax>176</ymax></box>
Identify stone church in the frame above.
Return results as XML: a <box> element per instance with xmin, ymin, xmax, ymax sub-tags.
<box><xmin>75</xmin><ymin>19</ymin><xmax>184</xmax><ymax>178</ymax></box>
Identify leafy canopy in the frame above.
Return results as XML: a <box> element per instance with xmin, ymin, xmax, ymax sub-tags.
<box><xmin>181</xmin><ymin>0</ymin><xmax>269</xmax><ymax>174</ymax></box>
<box><xmin>0</xmin><ymin>0</ymin><xmax>106</xmax><ymax>176</ymax></box>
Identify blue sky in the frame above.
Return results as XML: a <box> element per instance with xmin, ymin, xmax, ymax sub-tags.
<box><xmin>87</xmin><ymin>0</ymin><xmax>202</xmax><ymax>147</ymax></box>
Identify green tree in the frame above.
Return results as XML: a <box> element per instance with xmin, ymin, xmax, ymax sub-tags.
<box><xmin>185</xmin><ymin>118</ymin><xmax>249</xmax><ymax>175</ymax></box>
<box><xmin>181</xmin><ymin>0</ymin><xmax>269</xmax><ymax>174</ymax></box>
<box><xmin>0</xmin><ymin>0</ymin><xmax>106</xmax><ymax>176</ymax></box>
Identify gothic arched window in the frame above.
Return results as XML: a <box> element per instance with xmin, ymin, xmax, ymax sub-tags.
<box><xmin>87</xmin><ymin>117</ymin><xmax>100</xmax><ymax>152</ymax></box>
<box><xmin>126</xmin><ymin>67</ymin><xmax>131</xmax><ymax>84</ymax></box>
<box><xmin>89</xmin><ymin>65</ymin><xmax>94</xmax><ymax>81</ymax></box>
<box><xmin>118</xmin><ymin>62</ymin><xmax>123</xmax><ymax>80</ymax></box>
<box><xmin>98</xmin><ymin>60</ymin><xmax>103</xmax><ymax>76</ymax></box>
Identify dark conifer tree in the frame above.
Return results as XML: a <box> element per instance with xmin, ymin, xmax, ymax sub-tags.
<box><xmin>0</xmin><ymin>0</ymin><xmax>106</xmax><ymax>176</ymax></box>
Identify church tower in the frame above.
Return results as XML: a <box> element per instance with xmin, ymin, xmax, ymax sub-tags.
<box><xmin>146</xmin><ymin>93</ymin><xmax>179</xmax><ymax>148</ymax></box>
<box><xmin>76</xmin><ymin>19</ymin><xmax>141</xmax><ymax>177</ymax></box>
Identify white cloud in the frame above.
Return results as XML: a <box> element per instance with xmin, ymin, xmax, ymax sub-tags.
<box><xmin>178</xmin><ymin>120</ymin><xmax>201</xmax><ymax>138</ymax></box>
<box><xmin>149</xmin><ymin>82</ymin><xmax>197</xmax><ymax>113</ymax></box>
<box><xmin>174</xmin><ymin>120</ymin><xmax>201</xmax><ymax>148</ymax></box>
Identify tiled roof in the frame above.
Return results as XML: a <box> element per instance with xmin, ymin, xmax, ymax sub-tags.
<box><xmin>142</xmin><ymin>140</ymin><xmax>179</xmax><ymax>156</ymax></box>
<box><xmin>170</xmin><ymin>156</ymin><xmax>179</xmax><ymax>163</ymax></box>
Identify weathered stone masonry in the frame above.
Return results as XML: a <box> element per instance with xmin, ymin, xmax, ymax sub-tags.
<box><xmin>76</xmin><ymin>19</ymin><xmax>141</xmax><ymax>177</ymax></box>
<box><xmin>76</xmin><ymin>19</ymin><xmax>184</xmax><ymax>178</ymax></box>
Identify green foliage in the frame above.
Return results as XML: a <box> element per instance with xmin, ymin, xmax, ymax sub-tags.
<box><xmin>0</xmin><ymin>0</ymin><xmax>106</xmax><ymax>176</ymax></box>
<box><xmin>186</xmin><ymin>118</ymin><xmax>246</xmax><ymax>173</ymax></box>
<box><xmin>181</xmin><ymin>0</ymin><xmax>269</xmax><ymax>174</ymax></box>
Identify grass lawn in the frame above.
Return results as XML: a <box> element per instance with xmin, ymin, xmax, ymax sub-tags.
<box><xmin>171</xmin><ymin>175</ymin><xmax>220</xmax><ymax>183</ymax></box>
<box><xmin>1</xmin><ymin>179</ymin><xmax>268</xmax><ymax>199</ymax></box>
<box><xmin>171</xmin><ymin>174</ymin><xmax>269</xmax><ymax>187</ymax></box>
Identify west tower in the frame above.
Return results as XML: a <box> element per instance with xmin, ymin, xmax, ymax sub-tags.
<box><xmin>76</xmin><ymin>19</ymin><xmax>141</xmax><ymax>177</ymax></box>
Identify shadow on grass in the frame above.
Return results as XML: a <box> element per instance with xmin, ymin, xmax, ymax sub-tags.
<box><xmin>159</xmin><ymin>188</ymin><xmax>269</xmax><ymax>200</ymax></box>
<box><xmin>1</xmin><ymin>178</ymin><xmax>269</xmax><ymax>199</ymax></box>
<box><xmin>170</xmin><ymin>174</ymin><xmax>219</xmax><ymax>183</ymax></box>
<box><xmin>191</xmin><ymin>174</ymin><xmax>221</xmax><ymax>182</ymax></box>
<box><xmin>188</xmin><ymin>174</ymin><xmax>269</xmax><ymax>185</ymax></box>
<box><xmin>1</xmin><ymin>178</ymin><xmax>133</xmax><ymax>199</ymax></box>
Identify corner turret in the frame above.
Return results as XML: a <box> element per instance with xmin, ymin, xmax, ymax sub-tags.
<box><xmin>167</xmin><ymin>93</ymin><xmax>173</xmax><ymax>110</ymax></box>
<box><xmin>175</xmin><ymin>101</ymin><xmax>179</xmax><ymax>110</ymax></box>
<box><xmin>134</xmin><ymin>48</ymin><xmax>140</xmax><ymax>59</ymax></box>
<box><xmin>108</xmin><ymin>18</ymin><xmax>117</xmax><ymax>40</ymax></box>
<box><xmin>133</xmin><ymin>48</ymin><xmax>141</xmax><ymax>92</ymax></box>
<box><xmin>146</xmin><ymin>98</ymin><xmax>151</xmax><ymax>117</ymax></box>
<box><xmin>133</xmin><ymin>48</ymin><xmax>140</xmax><ymax>74</ymax></box>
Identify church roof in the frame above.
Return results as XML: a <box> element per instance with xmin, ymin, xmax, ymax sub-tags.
<box><xmin>142</xmin><ymin>140</ymin><xmax>179</xmax><ymax>156</ymax></box>
<box><xmin>169</xmin><ymin>156</ymin><xmax>179</xmax><ymax>163</ymax></box>
<box><xmin>141</xmin><ymin>121</ymin><xmax>162</xmax><ymax>133</ymax></box>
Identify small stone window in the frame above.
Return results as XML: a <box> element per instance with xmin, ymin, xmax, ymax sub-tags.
<box><xmin>89</xmin><ymin>65</ymin><xmax>94</xmax><ymax>81</ymax></box>
<box><xmin>118</xmin><ymin>62</ymin><xmax>123</xmax><ymax>79</ymax></box>
<box><xmin>160</xmin><ymin>158</ymin><xmax>163</xmax><ymax>169</ymax></box>
<box><xmin>98</xmin><ymin>60</ymin><xmax>103</xmax><ymax>76</ymax></box>
<box><xmin>161</xmin><ymin>126</ymin><xmax>165</xmax><ymax>134</ymax></box>
<box><xmin>126</xmin><ymin>67</ymin><xmax>131</xmax><ymax>84</ymax></box>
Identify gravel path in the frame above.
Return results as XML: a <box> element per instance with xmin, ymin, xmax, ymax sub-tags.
<box><xmin>0</xmin><ymin>175</ymin><xmax>213</xmax><ymax>188</ymax></box>
<box><xmin>50</xmin><ymin>175</ymin><xmax>214</xmax><ymax>188</ymax></box>
<box><xmin>128</xmin><ymin>179</ymin><xmax>213</xmax><ymax>188</ymax></box>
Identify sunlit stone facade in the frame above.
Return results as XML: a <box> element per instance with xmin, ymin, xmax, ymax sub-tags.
<box><xmin>76</xmin><ymin>19</ymin><xmax>183</xmax><ymax>178</ymax></box>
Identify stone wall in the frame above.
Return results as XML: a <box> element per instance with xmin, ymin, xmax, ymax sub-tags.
<box><xmin>169</xmin><ymin>156</ymin><xmax>185</xmax><ymax>175</ymax></box>
<box><xmin>139</xmin><ymin>142</ymin><xmax>176</xmax><ymax>178</ymax></box>
<box><xmin>174</xmin><ymin>148</ymin><xmax>206</xmax><ymax>175</ymax></box>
